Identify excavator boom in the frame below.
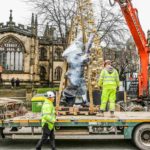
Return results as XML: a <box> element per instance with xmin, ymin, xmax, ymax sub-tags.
<box><xmin>115</xmin><ymin>0</ymin><xmax>149</xmax><ymax>97</ymax></box>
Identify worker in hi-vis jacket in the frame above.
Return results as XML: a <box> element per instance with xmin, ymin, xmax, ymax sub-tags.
<box><xmin>98</xmin><ymin>60</ymin><xmax>120</xmax><ymax>117</ymax></box>
<box><xmin>36</xmin><ymin>91</ymin><xmax>56</xmax><ymax>150</ymax></box>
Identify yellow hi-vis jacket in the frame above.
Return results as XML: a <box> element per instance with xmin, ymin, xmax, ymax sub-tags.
<box><xmin>98</xmin><ymin>68</ymin><xmax>120</xmax><ymax>89</ymax></box>
<box><xmin>41</xmin><ymin>98</ymin><xmax>56</xmax><ymax>130</ymax></box>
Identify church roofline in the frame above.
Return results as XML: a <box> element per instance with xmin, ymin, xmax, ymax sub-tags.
<box><xmin>0</xmin><ymin>22</ymin><xmax>34</xmax><ymax>37</ymax></box>
<box><xmin>0</xmin><ymin>10</ymin><xmax>36</xmax><ymax>37</ymax></box>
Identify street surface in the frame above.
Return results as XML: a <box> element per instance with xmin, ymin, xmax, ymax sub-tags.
<box><xmin>0</xmin><ymin>139</ymin><xmax>138</xmax><ymax>150</ymax></box>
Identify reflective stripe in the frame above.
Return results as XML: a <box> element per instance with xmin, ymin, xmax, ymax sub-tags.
<box><xmin>102</xmin><ymin>69</ymin><xmax>119</xmax><ymax>87</ymax></box>
<box><xmin>103</xmin><ymin>80</ymin><xmax>116</xmax><ymax>82</ymax></box>
<box><xmin>103</xmin><ymin>76</ymin><xmax>118</xmax><ymax>78</ymax></box>
<box><xmin>42</xmin><ymin>113</ymin><xmax>51</xmax><ymax>115</ymax></box>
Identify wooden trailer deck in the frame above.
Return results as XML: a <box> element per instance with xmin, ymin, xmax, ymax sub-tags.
<box><xmin>0</xmin><ymin>112</ymin><xmax>150</xmax><ymax>150</ymax></box>
<box><xmin>0</xmin><ymin>112</ymin><xmax>150</xmax><ymax>128</ymax></box>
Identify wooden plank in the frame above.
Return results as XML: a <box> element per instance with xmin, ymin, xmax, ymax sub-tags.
<box><xmin>56</xmin><ymin>112</ymin><xmax>150</xmax><ymax>120</ymax></box>
<box><xmin>78</xmin><ymin>111</ymin><xmax>89</xmax><ymax>115</ymax></box>
<box><xmin>87</xmin><ymin>66</ymin><xmax>94</xmax><ymax>114</ymax></box>
<box><xmin>0</xmin><ymin>66</ymin><xmax>3</xmax><ymax>73</ymax></box>
<box><xmin>56</xmin><ymin>61</ymin><xmax>67</xmax><ymax>110</ymax></box>
<box><xmin>57</xmin><ymin>106</ymin><xmax>96</xmax><ymax>115</ymax></box>
<box><xmin>57</xmin><ymin>111</ymin><xmax>67</xmax><ymax>116</ymax></box>
<box><xmin>28</xmin><ymin>120</ymin><xmax>40</xmax><ymax>123</ymax></box>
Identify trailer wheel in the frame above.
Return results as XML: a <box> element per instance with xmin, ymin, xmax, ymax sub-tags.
<box><xmin>128</xmin><ymin>105</ymin><xmax>144</xmax><ymax>112</ymax></box>
<box><xmin>133</xmin><ymin>124</ymin><xmax>150</xmax><ymax>150</ymax></box>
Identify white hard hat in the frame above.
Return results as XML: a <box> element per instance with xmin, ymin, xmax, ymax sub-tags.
<box><xmin>47</xmin><ymin>91</ymin><xmax>55</xmax><ymax>98</ymax></box>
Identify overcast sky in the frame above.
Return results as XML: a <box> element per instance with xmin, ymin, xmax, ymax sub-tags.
<box><xmin>0</xmin><ymin>0</ymin><xmax>149</xmax><ymax>34</ymax></box>
<box><xmin>0</xmin><ymin>0</ymin><xmax>31</xmax><ymax>26</ymax></box>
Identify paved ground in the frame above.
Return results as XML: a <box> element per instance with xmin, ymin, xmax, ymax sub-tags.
<box><xmin>0</xmin><ymin>139</ymin><xmax>138</xmax><ymax>150</ymax></box>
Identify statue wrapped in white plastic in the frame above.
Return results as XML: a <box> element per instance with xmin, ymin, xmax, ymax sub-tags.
<box><xmin>62</xmin><ymin>34</ymin><xmax>89</xmax><ymax>106</ymax></box>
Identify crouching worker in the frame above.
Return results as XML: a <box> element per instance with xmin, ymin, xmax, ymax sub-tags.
<box><xmin>36</xmin><ymin>91</ymin><xmax>56</xmax><ymax>150</ymax></box>
<box><xmin>98</xmin><ymin>60</ymin><xmax>120</xmax><ymax>117</ymax></box>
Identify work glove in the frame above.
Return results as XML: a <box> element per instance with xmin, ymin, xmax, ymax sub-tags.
<box><xmin>117</xmin><ymin>87</ymin><xmax>119</xmax><ymax>91</ymax></box>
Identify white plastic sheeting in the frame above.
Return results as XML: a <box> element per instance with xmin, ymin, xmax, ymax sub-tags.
<box><xmin>62</xmin><ymin>34</ymin><xmax>89</xmax><ymax>104</ymax></box>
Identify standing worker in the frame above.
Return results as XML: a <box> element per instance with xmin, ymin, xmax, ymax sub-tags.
<box><xmin>11</xmin><ymin>77</ymin><xmax>15</xmax><ymax>88</ymax></box>
<box><xmin>36</xmin><ymin>91</ymin><xmax>56</xmax><ymax>150</ymax></box>
<box><xmin>98</xmin><ymin>60</ymin><xmax>120</xmax><ymax>117</ymax></box>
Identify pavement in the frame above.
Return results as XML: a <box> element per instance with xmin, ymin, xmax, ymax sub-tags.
<box><xmin>0</xmin><ymin>139</ymin><xmax>138</xmax><ymax>150</ymax></box>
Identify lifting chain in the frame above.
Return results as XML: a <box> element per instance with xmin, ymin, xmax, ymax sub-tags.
<box><xmin>119</xmin><ymin>0</ymin><xmax>127</xmax><ymax>4</ymax></box>
<box><xmin>109</xmin><ymin>0</ymin><xmax>116</xmax><ymax>6</ymax></box>
<box><xmin>109</xmin><ymin>0</ymin><xmax>128</xmax><ymax>7</ymax></box>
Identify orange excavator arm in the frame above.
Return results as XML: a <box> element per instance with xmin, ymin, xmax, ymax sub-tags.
<box><xmin>114</xmin><ymin>0</ymin><xmax>149</xmax><ymax>97</ymax></box>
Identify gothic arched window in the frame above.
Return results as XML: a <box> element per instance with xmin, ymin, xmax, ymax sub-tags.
<box><xmin>54</xmin><ymin>66</ymin><xmax>62</xmax><ymax>81</ymax></box>
<box><xmin>54</xmin><ymin>47</ymin><xmax>63</xmax><ymax>60</ymax></box>
<box><xmin>40</xmin><ymin>66</ymin><xmax>46</xmax><ymax>81</ymax></box>
<box><xmin>0</xmin><ymin>37</ymin><xmax>24</xmax><ymax>71</ymax></box>
<box><xmin>39</xmin><ymin>47</ymin><xmax>47</xmax><ymax>61</ymax></box>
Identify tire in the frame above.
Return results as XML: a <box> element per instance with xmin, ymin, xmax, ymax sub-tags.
<box><xmin>133</xmin><ymin>124</ymin><xmax>150</xmax><ymax>150</ymax></box>
<box><xmin>128</xmin><ymin>105</ymin><xmax>144</xmax><ymax>112</ymax></box>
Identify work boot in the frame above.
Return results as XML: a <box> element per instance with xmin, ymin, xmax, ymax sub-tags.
<box><xmin>110</xmin><ymin>111</ymin><xmax>115</xmax><ymax>118</ymax></box>
<box><xmin>97</xmin><ymin>110</ymin><xmax>104</xmax><ymax>117</ymax></box>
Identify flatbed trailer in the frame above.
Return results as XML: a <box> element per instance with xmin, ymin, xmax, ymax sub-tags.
<box><xmin>0</xmin><ymin>112</ymin><xmax>150</xmax><ymax>150</ymax></box>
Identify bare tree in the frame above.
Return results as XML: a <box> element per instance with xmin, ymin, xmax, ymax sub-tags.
<box><xmin>25</xmin><ymin>0</ymin><xmax>129</xmax><ymax>48</ymax></box>
<box><xmin>95</xmin><ymin>1</ymin><xmax>140</xmax><ymax>80</ymax></box>
<box><xmin>25</xmin><ymin>0</ymin><xmax>76</xmax><ymax>48</ymax></box>
<box><xmin>96</xmin><ymin>0</ymin><xmax>129</xmax><ymax>49</ymax></box>
<box><xmin>104</xmin><ymin>37</ymin><xmax>139</xmax><ymax>81</ymax></box>
<box><xmin>24</xmin><ymin>0</ymin><xmax>134</xmax><ymax>78</ymax></box>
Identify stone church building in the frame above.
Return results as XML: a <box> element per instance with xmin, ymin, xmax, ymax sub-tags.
<box><xmin>0</xmin><ymin>11</ymin><xmax>64</xmax><ymax>87</ymax></box>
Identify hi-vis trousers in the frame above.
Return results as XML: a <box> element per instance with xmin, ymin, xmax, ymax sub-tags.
<box><xmin>100</xmin><ymin>88</ymin><xmax>116</xmax><ymax>111</ymax></box>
